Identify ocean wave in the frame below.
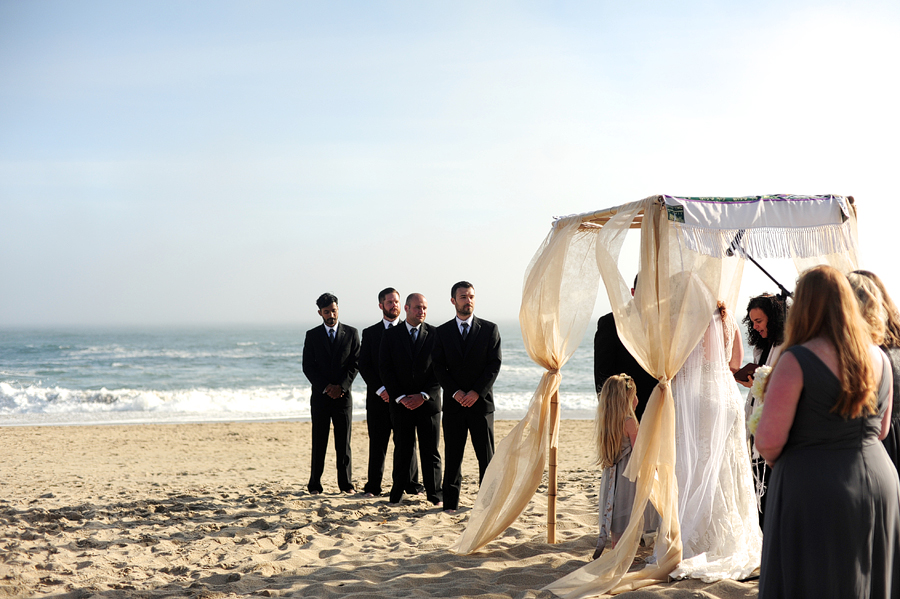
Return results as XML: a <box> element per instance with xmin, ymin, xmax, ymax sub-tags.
<box><xmin>0</xmin><ymin>382</ymin><xmax>314</xmax><ymax>417</ymax></box>
<box><xmin>61</xmin><ymin>346</ymin><xmax>301</xmax><ymax>361</ymax></box>
<box><xmin>0</xmin><ymin>382</ymin><xmax>600</xmax><ymax>423</ymax></box>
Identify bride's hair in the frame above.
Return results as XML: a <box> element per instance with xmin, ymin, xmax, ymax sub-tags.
<box><xmin>783</xmin><ymin>265</ymin><xmax>877</xmax><ymax>419</ymax></box>
<box><xmin>593</xmin><ymin>374</ymin><xmax>638</xmax><ymax>469</ymax></box>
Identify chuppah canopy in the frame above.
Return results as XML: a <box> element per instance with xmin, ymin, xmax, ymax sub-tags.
<box><xmin>451</xmin><ymin>194</ymin><xmax>859</xmax><ymax>597</ymax></box>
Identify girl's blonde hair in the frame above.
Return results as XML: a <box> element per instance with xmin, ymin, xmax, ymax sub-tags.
<box><xmin>847</xmin><ymin>272</ymin><xmax>887</xmax><ymax>346</ymax></box>
<box><xmin>593</xmin><ymin>374</ymin><xmax>638</xmax><ymax>469</ymax></box>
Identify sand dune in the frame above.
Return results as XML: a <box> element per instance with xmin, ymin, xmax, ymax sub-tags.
<box><xmin>0</xmin><ymin>420</ymin><xmax>757</xmax><ymax>598</ymax></box>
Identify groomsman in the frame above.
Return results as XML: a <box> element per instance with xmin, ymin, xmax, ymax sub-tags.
<box><xmin>433</xmin><ymin>281</ymin><xmax>502</xmax><ymax>513</ymax></box>
<box><xmin>302</xmin><ymin>293</ymin><xmax>360</xmax><ymax>495</ymax></box>
<box><xmin>357</xmin><ymin>287</ymin><xmax>423</xmax><ymax>498</ymax></box>
<box><xmin>379</xmin><ymin>293</ymin><xmax>443</xmax><ymax>506</ymax></box>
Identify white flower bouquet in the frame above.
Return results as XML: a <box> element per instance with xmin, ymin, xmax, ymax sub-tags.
<box><xmin>747</xmin><ymin>365</ymin><xmax>773</xmax><ymax>435</ymax></box>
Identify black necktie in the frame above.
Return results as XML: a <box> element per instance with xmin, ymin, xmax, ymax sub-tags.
<box><xmin>329</xmin><ymin>329</ymin><xmax>335</xmax><ymax>344</ymax></box>
<box><xmin>461</xmin><ymin>322</ymin><xmax>469</xmax><ymax>340</ymax></box>
<box><xmin>410</xmin><ymin>327</ymin><xmax>418</xmax><ymax>344</ymax></box>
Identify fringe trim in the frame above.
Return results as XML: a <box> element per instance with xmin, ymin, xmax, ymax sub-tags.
<box><xmin>674</xmin><ymin>221</ymin><xmax>856</xmax><ymax>260</ymax></box>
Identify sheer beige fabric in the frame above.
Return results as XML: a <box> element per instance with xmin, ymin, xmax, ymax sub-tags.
<box><xmin>451</xmin><ymin>215</ymin><xmax>601</xmax><ymax>554</ymax></box>
<box><xmin>454</xmin><ymin>194</ymin><xmax>857</xmax><ymax>597</ymax></box>
<box><xmin>546</xmin><ymin>197</ymin><xmax>744</xmax><ymax>596</ymax></box>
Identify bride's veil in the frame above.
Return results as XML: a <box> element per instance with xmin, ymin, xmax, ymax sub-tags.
<box><xmin>670</xmin><ymin>311</ymin><xmax>761</xmax><ymax>579</ymax></box>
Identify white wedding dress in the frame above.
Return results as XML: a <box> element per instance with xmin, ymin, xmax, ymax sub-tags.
<box><xmin>668</xmin><ymin>311</ymin><xmax>762</xmax><ymax>581</ymax></box>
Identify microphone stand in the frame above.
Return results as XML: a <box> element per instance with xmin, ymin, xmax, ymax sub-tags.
<box><xmin>726</xmin><ymin>229</ymin><xmax>793</xmax><ymax>299</ymax></box>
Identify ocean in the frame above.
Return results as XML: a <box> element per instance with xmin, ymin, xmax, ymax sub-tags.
<box><xmin>0</xmin><ymin>323</ymin><xmax>601</xmax><ymax>427</ymax></box>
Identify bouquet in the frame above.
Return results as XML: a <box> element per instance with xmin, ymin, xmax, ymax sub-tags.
<box><xmin>747</xmin><ymin>365</ymin><xmax>773</xmax><ymax>435</ymax></box>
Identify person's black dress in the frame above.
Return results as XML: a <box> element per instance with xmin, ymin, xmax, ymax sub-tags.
<box><xmin>880</xmin><ymin>346</ymin><xmax>900</xmax><ymax>473</ymax></box>
<box><xmin>759</xmin><ymin>346</ymin><xmax>900</xmax><ymax>599</ymax></box>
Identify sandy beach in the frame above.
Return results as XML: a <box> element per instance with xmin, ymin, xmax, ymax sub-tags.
<box><xmin>0</xmin><ymin>420</ymin><xmax>758</xmax><ymax>598</ymax></box>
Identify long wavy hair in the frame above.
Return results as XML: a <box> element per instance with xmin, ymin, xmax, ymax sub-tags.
<box><xmin>852</xmin><ymin>270</ymin><xmax>900</xmax><ymax>349</ymax></box>
<box><xmin>743</xmin><ymin>293</ymin><xmax>787</xmax><ymax>350</ymax></box>
<box><xmin>847</xmin><ymin>272</ymin><xmax>887</xmax><ymax>346</ymax></box>
<box><xmin>783</xmin><ymin>265</ymin><xmax>877</xmax><ymax>419</ymax></box>
<box><xmin>593</xmin><ymin>374</ymin><xmax>638</xmax><ymax>469</ymax></box>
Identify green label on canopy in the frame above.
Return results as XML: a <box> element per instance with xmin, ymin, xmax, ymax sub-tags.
<box><xmin>666</xmin><ymin>204</ymin><xmax>685</xmax><ymax>223</ymax></box>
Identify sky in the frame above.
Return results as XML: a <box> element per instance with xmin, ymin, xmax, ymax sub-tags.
<box><xmin>1</xmin><ymin>0</ymin><xmax>898</xmax><ymax>328</ymax></box>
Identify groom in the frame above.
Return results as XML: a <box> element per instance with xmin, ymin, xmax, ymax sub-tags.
<box><xmin>594</xmin><ymin>276</ymin><xmax>657</xmax><ymax>420</ymax></box>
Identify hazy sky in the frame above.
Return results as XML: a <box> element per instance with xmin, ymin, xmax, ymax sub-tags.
<box><xmin>2</xmin><ymin>1</ymin><xmax>898</xmax><ymax>328</ymax></box>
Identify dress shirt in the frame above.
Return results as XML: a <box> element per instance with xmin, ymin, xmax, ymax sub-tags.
<box><xmin>456</xmin><ymin>315</ymin><xmax>473</xmax><ymax>337</ymax></box>
<box><xmin>453</xmin><ymin>315</ymin><xmax>474</xmax><ymax>399</ymax></box>
<box><xmin>376</xmin><ymin>318</ymin><xmax>398</xmax><ymax>397</ymax></box>
<box><xmin>395</xmin><ymin>322</ymin><xmax>429</xmax><ymax>403</ymax></box>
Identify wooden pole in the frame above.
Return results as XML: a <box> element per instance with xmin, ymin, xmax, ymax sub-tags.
<box><xmin>548</xmin><ymin>388</ymin><xmax>560</xmax><ymax>543</ymax></box>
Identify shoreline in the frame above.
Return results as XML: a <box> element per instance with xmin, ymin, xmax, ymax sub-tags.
<box><xmin>1</xmin><ymin>420</ymin><xmax>758</xmax><ymax>598</ymax></box>
<box><xmin>0</xmin><ymin>410</ymin><xmax>599</xmax><ymax>429</ymax></box>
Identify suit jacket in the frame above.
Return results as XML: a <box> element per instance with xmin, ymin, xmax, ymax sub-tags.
<box><xmin>302</xmin><ymin>322</ymin><xmax>361</xmax><ymax>408</ymax></box>
<box><xmin>432</xmin><ymin>316</ymin><xmax>502</xmax><ymax>415</ymax></box>
<box><xmin>358</xmin><ymin>320</ymin><xmax>393</xmax><ymax>410</ymax></box>
<box><xmin>378</xmin><ymin>321</ymin><xmax>441</xmax><ymax>415</ymax></box>
<box><xmin>594</xmin><ymin>312</ymin><xmax>656</xmax><ymax>418</ymax></box>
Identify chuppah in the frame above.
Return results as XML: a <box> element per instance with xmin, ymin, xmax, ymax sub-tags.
<box><xmin>451</xmin><ymin>194</ymin><xmax>861</xmax><ymax>597</ymax></box>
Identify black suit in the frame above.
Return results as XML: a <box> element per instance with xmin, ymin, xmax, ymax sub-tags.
<box><xmin>379</xmin><ymin>321</ymin><xmax>442</xmax><ymax>504</ymax></box>
<box><xmin>302</xmin><ymin>322</ymin><xmax>360</xmax><ymax>494</ymax></box>
<box><xmin>594</xmin><ymin>312</ymin><xmax>656</xmax><ymax>420</ymax></box>
<box><xmin>433</xmin><ymin>316</ymin><xmax>502</xmax><ymax>511</ymax></box>
<box><xmin>358</xmin><ymin>320</ymin><xmax>422</xmax><ymax>496</ymax></box>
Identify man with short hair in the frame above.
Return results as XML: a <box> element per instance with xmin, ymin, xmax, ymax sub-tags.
<box><xmin>433</xmin><ymin>281</ymin><xmax>502</xmax><ymax>513</ymax></box>
<box><xmin>379</xmin><ymin>293</ymin><xmax>443</xmax><ymax>506</ymax></box>
<box><xmin>302</xmin><ymin>292</ymin><xmax>360</xmax><ymax>495</ymax></box>
<box><xmin>358</xmin><ymin>287</ymin><xmax>423</xmax><ymax>498</ymax></box>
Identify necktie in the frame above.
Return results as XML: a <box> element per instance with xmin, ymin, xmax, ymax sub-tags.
<box><xmin>329</xmin><ymin>329</ymin><xmax>335</xmax><ymax>344</ymax></box>
<box><xmin>461</xmin><ymin>322</ymin><xmax>469</xmax><ymax>340</ymax></box>
<box><xmin>410</xmin><ymin>327</ymin><xmax>418</xmax><ymax>344</ymax></box>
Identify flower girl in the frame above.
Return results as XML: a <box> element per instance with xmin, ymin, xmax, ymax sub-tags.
<box><xmin>592</xmin><ymin>373</ymin><xmax>657</xmax><ymax>559</ymax></box>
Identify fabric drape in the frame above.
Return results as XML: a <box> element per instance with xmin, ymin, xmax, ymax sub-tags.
<box><xmin>451</xmin><ymin>216</ymin><xmax>601</xmax><ymax>554</ymax></box>
<box><xmin>546</xmin><ymin>197</ymin><xmax>744</xmax><ymax>597</ymax></box>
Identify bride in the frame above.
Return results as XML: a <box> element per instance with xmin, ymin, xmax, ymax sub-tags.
<box><xmin>668</xmin><ymin>302</ymin><xmax>762</xmax><ymax>581</ymax></box>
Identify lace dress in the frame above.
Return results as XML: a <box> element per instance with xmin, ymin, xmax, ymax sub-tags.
<box><xmin>669</xmin><ymin>312</ymin><xmax>763</xmax><ymax>581</ymax></box>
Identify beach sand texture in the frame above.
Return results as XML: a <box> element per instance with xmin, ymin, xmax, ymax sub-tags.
<box><xmin>0</xmin><ymin>420</ymin><xmax>758</xmax><ymax>598</ymax></box>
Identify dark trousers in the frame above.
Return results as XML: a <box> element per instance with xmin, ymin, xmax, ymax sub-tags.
<box><xmin>442</xmin><ymin>410</ymin><xmax>495</xmax><ymax>510</ymax></box>
<box><xmin>389</xmin><ymin>407</ymin><xmax>442</xmax><ymax>504</ymax></box>
<box><xmin>308</xmin><ymin>400</ymin><xmax>353</xmax><ymax>494</ymax></box>
<box><xmin>363</xmin><ymin>402</ymin><xmax>422</xmax><ymax>496</ymax></box>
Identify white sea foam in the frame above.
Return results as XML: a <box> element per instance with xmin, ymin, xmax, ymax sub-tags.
<box><xmin>0</xmin><ymin>382</ymin><xmax>597</xmax><ymax>426</ymax></box>
<box><xmin>0</xmin><ymin>382</ymin><xmax>312</xmax><ymax>417</ymax></box>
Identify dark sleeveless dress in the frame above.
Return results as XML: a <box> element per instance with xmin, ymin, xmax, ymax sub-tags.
<box><xmin>881</xmin><ymin>346</ymin><xmax>900</xmax><ymax>473</ymax></box>
<box><xmin>759</xmin><ymin>346</ymin><xmax>900</xmax><ymax>599</ymax></box>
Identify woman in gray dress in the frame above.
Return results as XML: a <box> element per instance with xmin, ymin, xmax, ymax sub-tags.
<box><xmin>756</xmin><ymin>265</ymin><xmax>899</xmax><ymax>599</ymax></box>
<box><xmin>852</xmin><ymin>269</ymin><xmax>900</xmax><ymax>473</ymax></box>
